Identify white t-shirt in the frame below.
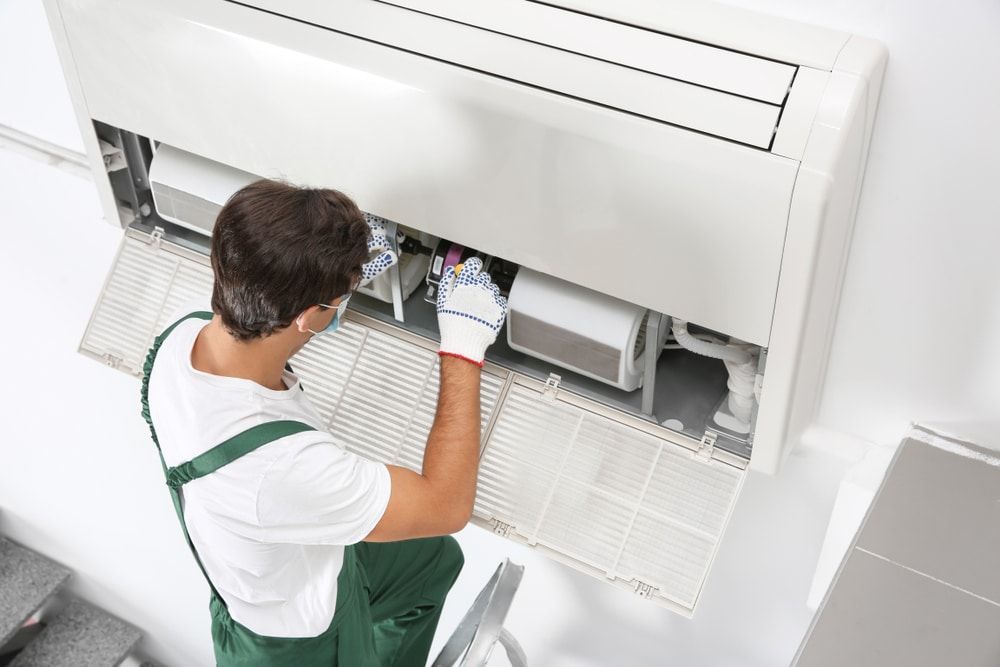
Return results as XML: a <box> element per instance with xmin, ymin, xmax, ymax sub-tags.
<box><xmin>146</xmin><ymin>315</ymin><xmax>391</xmax><ymax>638</ymax></box>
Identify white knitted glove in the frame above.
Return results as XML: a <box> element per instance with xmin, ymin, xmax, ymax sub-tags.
<box><xmin>359</xmin><ymin>213</ymin><xmax>400</xmax><ymax>286</ymax></box>
<box><xmin>436</xmin><ymin>257</ymin><xmax>508</xmax><ymax>366</ymax></box>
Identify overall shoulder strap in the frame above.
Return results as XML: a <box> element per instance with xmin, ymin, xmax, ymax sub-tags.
<box><xmin>164</xmin><ymin>421</ymin><xmax>317</xmax><ymax>603</ymax></box>
<box><xmin>165</xmin><ymin>421</ymin><xmax>316</xmax><ymax>488</ymax></box>
<box><xmin>138</xmin><ymin>311</ymin><xmax>315</xmax><ymax>603</ymax></box>
<box><xmin>140</xmin><ymin>311</ymin><xmax>213</xmax><ymax>436</ymax></box>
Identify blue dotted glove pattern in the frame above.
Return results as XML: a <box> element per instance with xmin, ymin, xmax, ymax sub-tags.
<box><xmin>436</xmin><ymin>257</ymin><xmax>508</xmax><ymax>333</ymax></box>
<box><xmin>360</xmin><ymin>213</ymin><xmax>400</xmax><ymax>286</ymax></box>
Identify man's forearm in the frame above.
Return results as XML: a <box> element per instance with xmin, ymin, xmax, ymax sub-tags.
<box><xmin>422</xmin><ymin>355</ymin><xmax>482</xmax><ymax>520</ymax></box>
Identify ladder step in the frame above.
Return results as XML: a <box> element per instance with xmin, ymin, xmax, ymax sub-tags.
<box><xmin>9</xmin><ymin>598</ymin><xmax>141</xmax><ymax>667</ymax></box>
<box><xmin>0</xmin><ymin>538</ymin><xmax>71</xmax><ymax>648</ymax></box>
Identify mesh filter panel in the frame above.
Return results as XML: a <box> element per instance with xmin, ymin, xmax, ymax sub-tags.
<box><xmin>642</xmin><ymin>447</ymin><xmax>743</xmax><ymax>537</ymax></box>
<box><xmin>289</xmin><ymin>322</ymin><xmax>369</xmax><ymax>425</ymax></box>
<box><xmin>395</xmin><ymin>361</ymin><xmax>504</xmax><ymax>473</ymax></box>
<box><xmin>80</xmin><ymin>235</ymin><xmax>213</xmax><ymax>375</ymax></box>
<box><xmin>477</xmin><ymin>383</ymin><xmax>744</xmax><ymax>611</ymax></box>
<box><xmin>474</xmin><ymin>388</ymin><xmax>583</xmax><ymax>531</ymax></box>
<box><xmin>296</xmin><ymin>327</ymin><xmax>506</xmax><ymax>467</ymax></box>
<box><xmin>618</xmin><ymin>510</ymin><xmax>716</xmax><ymax>607</ymax></box>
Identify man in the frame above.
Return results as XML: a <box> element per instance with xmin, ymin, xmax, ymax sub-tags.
<box><xmin>141</xmin><ymin>179</ymin><xmax>508</xmax><ymax>665</ymax></box>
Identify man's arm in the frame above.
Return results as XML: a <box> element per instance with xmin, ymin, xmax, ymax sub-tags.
<box><xmin>365</xmin><ymin>258</ymin><xmax>507</xmax><ymax>542</ymax></box>
<box><xmin>364</xmin><ymin>356</ymin><xmax>481</xmax><ymax>541</ymax></box>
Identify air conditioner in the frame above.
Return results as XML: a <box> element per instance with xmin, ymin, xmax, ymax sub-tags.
<box><xmin>46</xmin><ymin>0</ymin><xmax>886</xmax><ymax>615</ymax></box>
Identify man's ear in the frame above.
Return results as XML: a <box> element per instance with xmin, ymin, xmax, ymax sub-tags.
<box><xmin>294</xmin><ymin>305</ymin><xmax>321</xmax><ymax>333</ymax></box>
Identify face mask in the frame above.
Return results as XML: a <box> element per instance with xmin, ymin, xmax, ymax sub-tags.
<box><xmin>299</xmin><ymin>296</ymin><xmax>350</xmax><ymax>337</ymax></box>
<box><xmin>318</xmin><ymin>310</ymin><xmax>342</xmax><ymax>335</ymax></box>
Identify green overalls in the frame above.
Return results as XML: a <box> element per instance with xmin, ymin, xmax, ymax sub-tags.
<box><xmin>141</xmin><ymin>312</ymin><xmax>464</xmax><ymax>666</ymax></box>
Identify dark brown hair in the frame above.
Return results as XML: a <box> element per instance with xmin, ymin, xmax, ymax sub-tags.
<box><xmin>210</xmin><ymin>179</ymin><xmax>370</xmax><ymax>341</ymax></box>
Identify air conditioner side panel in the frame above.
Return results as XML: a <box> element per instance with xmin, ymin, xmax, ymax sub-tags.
<box><xmin>40</xmin><ymin>0</ymin><xmax>122</xmax><ymax>228</ymax></box>
<box><xmin>754</xmin><ymin>43</ymin><xmax>887</xmax><ymax>473</ymax></box>
<box><xmin>57</xmin><ymin>0</ymin><xmax>798</xmax><ymax>347</ymax></box>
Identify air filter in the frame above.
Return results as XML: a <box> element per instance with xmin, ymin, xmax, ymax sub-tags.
<box><xmin>506</xmin><ymin>268</ymin><xmax>666</xmax><ymax>391</ymax></box>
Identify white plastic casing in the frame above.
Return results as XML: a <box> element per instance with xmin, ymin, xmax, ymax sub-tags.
<box><xmin>43</xmin><ymin>0</ymin><xmax>887</xmax><ymax>475</ymax></box>
<box><xmin>148</xmin><ymin>143</ymin><xmax>259</xmax><ymax>235</ymax></box>
<box><xmin>506</xmin><ymin>268</ymin><xmax>664</xmax><ymax>392</ymax></box>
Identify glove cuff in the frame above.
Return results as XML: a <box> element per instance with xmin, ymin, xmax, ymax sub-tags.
<box><xmin>438</xmin><ymin>315</ymin><xmax>498</xmax><ymax>365</ymax></box>
<box><xmin>438</xmin><ymin>350</ymin><xmax>485</xmax><ymax>368</ymax></box>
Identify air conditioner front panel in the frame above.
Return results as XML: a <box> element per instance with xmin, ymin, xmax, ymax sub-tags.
<box><xmin>548</xmin><ymin>0</ymin><xmax>850</xmax><ymax>70</ymax></box>
<box><xmin>243</xmin><ymin>0</ymin><xmax>788</xmax><ymax>148</ymax></box>
<box><xmin>377</xmin><ymin>0</ymin><xmax>798</xmax><ymax>104</ymax></box>
<box><xmin>59</xmin><ymin>0</ymin><xmax>798</xmax><ymax>345</ymax></box>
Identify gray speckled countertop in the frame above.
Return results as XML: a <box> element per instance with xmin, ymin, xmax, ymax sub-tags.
<box><xmin>10</xmin><ymin>597</ymin><xmax>141</xmax><ymax>667</ymax></box>
<box><xmin>0</xmin><ymin>538</ymin><xmax>70</xmax><ymax>647</ymax></box>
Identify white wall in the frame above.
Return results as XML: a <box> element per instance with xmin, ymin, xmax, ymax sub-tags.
<box><xmin>1</xmin><ymin>0</ymin><xmax>998</xmax><ymax>665</ymax></box>
<box><xmin>0</xmin><ymin>0</ymin><xmax>82</xmax><ymax>151</ymax></box>
<box><xmin>724</xmin><ymin>0</ymin><xmax>1000</xmax><ymax>446</ymax></box>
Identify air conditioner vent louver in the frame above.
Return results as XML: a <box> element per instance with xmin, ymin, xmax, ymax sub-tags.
<box><xmin>242</xmin><ymin>0</ymin><xmax>794</xmax><ymax>148</ymax></box>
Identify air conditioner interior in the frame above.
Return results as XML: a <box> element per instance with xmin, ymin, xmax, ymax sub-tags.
<box><xmin>101</xmin><ymin>122</ymin><xmax>762</xmax><ymax>460</ymax></box>
<box><xmin>349</xmin><ymin>266</ymin><xmax>755</xmax><ymax>459</ymax></box>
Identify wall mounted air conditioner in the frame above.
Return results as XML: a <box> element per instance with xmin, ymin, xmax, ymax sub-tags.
<box><xmin>45</xmin><ymin>0</ymin><xmax>886</xmax><ymax>615</ymax></box>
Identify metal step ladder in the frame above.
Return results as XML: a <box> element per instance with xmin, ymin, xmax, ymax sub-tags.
<box><xmin>433</xmin><ymin>559</ymin><xmax>527</xmax><ymax>667</ymax></box>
